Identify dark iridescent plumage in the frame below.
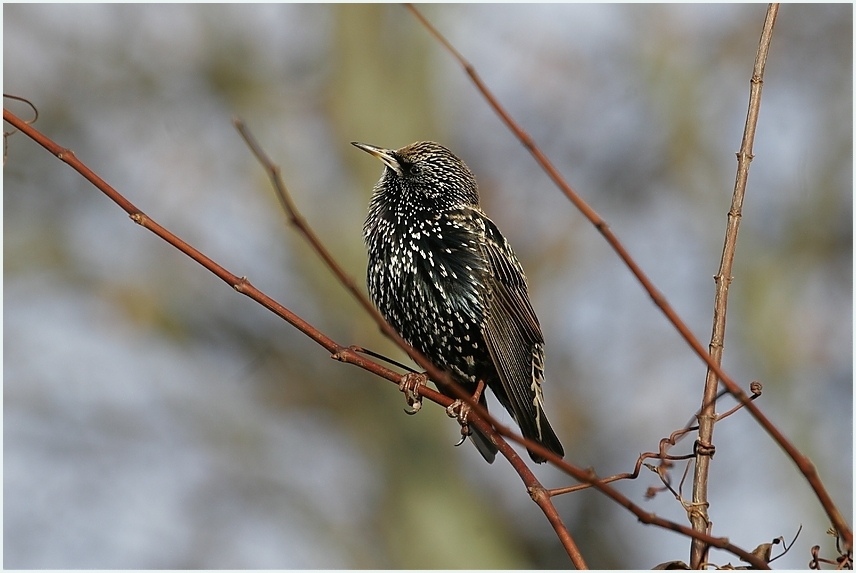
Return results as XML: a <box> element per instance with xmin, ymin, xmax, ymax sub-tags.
<box><xmin>353</xmin><ymin>140</ymin><xmax>564</xmax><ymax>463</ymax></box>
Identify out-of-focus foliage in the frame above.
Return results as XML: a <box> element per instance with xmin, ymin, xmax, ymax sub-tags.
<box><xmin>4</xmin><ymin>5</ymin><xmax>851</xmax><ymax>568</ymax></box>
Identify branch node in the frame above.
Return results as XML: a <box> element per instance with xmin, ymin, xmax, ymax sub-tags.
<box><xmin>232</xmin><ymin>276</ymin><xmax>252</xmax><ymax>294</ymax></box>
<box><xmin>528</xmin><ymin>485</ymin><xmax>548</xmax><ymax>503</ymax></box>
<box><xmin>56</xmin><ymin>147</ymin><xmax>75</xmax><ymax>161</ymax></box>
<box><xmin>330</xmin><ymin>346</ymin><xmax>349</xmax><ymax>362</ymax></box>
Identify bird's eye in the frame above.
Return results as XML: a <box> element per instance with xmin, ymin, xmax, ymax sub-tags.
<box><xmin>406</xmin><ymin>163</ymin><xmax>422</xmax><ymax>176</ymax></box>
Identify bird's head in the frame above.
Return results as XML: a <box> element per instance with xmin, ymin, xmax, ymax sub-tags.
<box><xmin>353</xmin><ymin>141</ymin><xmax>480</xmax><ymax>214</ymax></box>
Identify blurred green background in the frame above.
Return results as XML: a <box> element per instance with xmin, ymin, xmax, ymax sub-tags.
<box><xmin>4</xmin><ymin>4</ymin><xmax>851</xmax><ymax>569</ymax></box>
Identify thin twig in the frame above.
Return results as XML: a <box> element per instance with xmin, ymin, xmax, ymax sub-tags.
<box><xmin>233</xmin><ymin>119</ymin><xmax>375</xmax><ymax>318</ymax></box>
<box><xmin>554</xmin><ymin>382</ymin><xmax>759</xmax><ymax>498</ymax></box>
<box><xmin>404</xmin><ymin>4</ymin><xmax>852</xmax><ymax>552</ymax></box>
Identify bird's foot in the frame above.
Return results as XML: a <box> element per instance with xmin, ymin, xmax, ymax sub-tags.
<box><xmin>399</xmin><ymin>372</ymin><xmax>428</xmax><ymax>415</ymax></box>
<box><xmin>445</xmin><ymin>400</ymin><xmax>473</xmax><ymax>447</ymax></box>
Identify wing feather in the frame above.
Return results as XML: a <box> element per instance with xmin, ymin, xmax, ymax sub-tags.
<box><xmin>478</xmin><ymin>216</ymin><xmax>563</xmax><ymax>461</ymax></box>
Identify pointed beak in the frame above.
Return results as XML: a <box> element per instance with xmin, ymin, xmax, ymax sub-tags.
<box><xmin>351</xmin><ymin>142</ymin><xmax>402</xmax><ymax>176</ymax></box>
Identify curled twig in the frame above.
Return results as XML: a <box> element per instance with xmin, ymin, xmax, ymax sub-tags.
<box><xmin>3</xmin><ymin>94</ymin><xmax>38</xmax><ymax>132</ymax></box>
<box><xmin>716</xmin><ymin>382</ymin><xmax>763</xmax><ymax>423</ymax></box>
<box><xmin>3</xmin><ymin>94</ymin><xmax>38</xmax><ymax>163</ymax></box>
<box><xmin>809</xmin><ymin>528</ymin><xmax>853</xmax><ymax>570</ymax></box>
<box><xmin>763</xmin><ymin>525</ymin><xmax>800</xmax><ymax>565</ymax></box>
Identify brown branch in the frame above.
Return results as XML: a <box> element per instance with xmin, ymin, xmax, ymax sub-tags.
<box><xmin>234</xmin><ymin>117</ymin><xmax>593</xmax><ymax>566</ymax></box>
<box><xmin>232</xmin><ymin>120</ymin><xmax>775</xmax><ymax>569</ymax></box>
<box><xmin>3</xmin><ymin>107</ymin><xmax>591</xmax><ymax>566</ymax></box>
<box><xmin>404</xmin><ymin>3</ymin><xmax>852</xmax><ymax>553</ymax></box>
<box><xmin>233</xmin><ymin>119</ymin><xmax>374</xmax><ymax>318</ymax></box>
<box><xmin>2</xmin><ymin>109</ymin><xmax>341</xmax><ymax>357</ymax></box>
<box><xmin>3</xmin><ymin>107</ymin><xmax>773</xmax><ymax>569</ymax></box>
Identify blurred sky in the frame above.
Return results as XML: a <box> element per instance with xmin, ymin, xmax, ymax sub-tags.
<box><xmin>4</xmin><ymin>4</ymin><xmax>852</xmax><ymax>569</ymax></box>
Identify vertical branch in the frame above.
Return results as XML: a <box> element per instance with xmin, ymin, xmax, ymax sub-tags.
<box><xmin>689</xmin><ymin>4</ymin><xmax>780</xmax><ymax>568</ymax></box>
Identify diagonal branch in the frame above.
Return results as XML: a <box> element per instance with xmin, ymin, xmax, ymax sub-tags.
<box><xmin>3</xmin><ymin>107</ymin><xmax>773</xmax><ymax>569</ymax></box>
<box><xmin>235</xmin><ymin>118</ymin><xmax>589</xmax><ymax>566</ymax></box>
<box><xmin>233</xmin><ymin>119</ymin><xmax>374</xmax><ymax>318</ymax></box>
<box><xmin>404</xmin><ymin>4</ymin><xmax>852</xmax><ymax>551</ymax></box>
<box><xmin>232</xmin><ymin>119</ymin><xmax>773</xmax><ymax>569</ymax></box>
<box><xmin>3</xmin><ymin>107</ymin><xmax>583</xmax><ymax>568</ymax></box>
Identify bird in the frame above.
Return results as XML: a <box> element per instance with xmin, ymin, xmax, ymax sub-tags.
<box><xmin>353</xmin><ymin>140</ymin><xmax>565</xmax><ymax>464</ymax></box>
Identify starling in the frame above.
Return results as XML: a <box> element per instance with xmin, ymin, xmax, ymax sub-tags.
<box><xmin>353</xmin><ymin>140</ymin><xmax>564</xmax><ymax>464</ymax></box>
